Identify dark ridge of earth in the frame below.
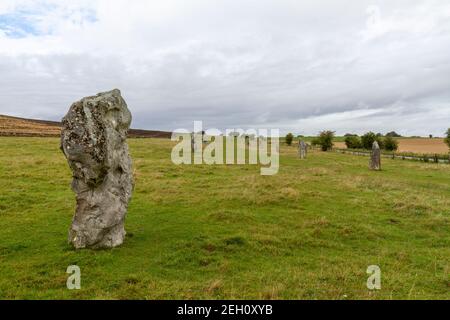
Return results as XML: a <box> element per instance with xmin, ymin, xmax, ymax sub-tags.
<box><xmin>0</xmin><ymin>114</ymin><xmax>172</xmax><ymax>139</ymax></box>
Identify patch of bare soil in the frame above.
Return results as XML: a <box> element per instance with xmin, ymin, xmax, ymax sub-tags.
<box><xmin>335</xmin><ymin>138</ymin><xmax>449</xmax><ymax>155</ymax></box>
<box><xmin>0</xmin><ymin>114</ymin><xmax>171</xmax><ymax>138</ymax></box>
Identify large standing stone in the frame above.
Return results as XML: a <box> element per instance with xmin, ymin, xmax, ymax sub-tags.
<box><xmin>60</xmin><ymin>89</ymin><xmax>134</xmax><ymax>249</ymax></box>
<box><xmin>369</xmin><ymin>141</ymin><xmax>381</xmax><ymax>170</ymax></box>
<box><xmin>299</xmin><ymin>140</ymin><xmax>307</xmax><ymax>159</ymax></box>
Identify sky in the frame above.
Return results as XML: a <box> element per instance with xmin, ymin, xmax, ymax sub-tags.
<box><xmin>0</xmin><ymin>0</ymin><xmax>449</xmax><ymax>136</ymax></box>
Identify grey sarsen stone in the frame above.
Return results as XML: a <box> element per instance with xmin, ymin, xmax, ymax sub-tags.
<box><xmin>369</xmin><ymin>141</ymin><xmax>381</xmax><ymax>170</ymax></box>
<box><xmin>299</xmin><ymin>140</ymin><xmax>307</xmax><ymax>159</ymax></box>
<box><xmin>61</xmin><ymin>89</ymin><xmax>134</xmax><ymax>249</ymax></box>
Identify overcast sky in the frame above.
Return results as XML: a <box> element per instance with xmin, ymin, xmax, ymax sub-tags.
<box><xmin>0</xmin><ymin>0</ymin><xmax>449</xmax><ymax>136</ymax></box>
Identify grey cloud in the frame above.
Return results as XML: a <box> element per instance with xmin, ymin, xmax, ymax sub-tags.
<box><xmin>0</xmin><ymin>0</ymin><xmax>449</xmax><ymax>136</ymax></box>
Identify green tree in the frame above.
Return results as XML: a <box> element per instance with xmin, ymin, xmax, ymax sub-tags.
<box><xmin>344</xmin><ymin>135</ymin><xmax>362</xmax><ymax>149</ymax></box>
<box><xmin>386</xmin><ymin>131</ymin><xmax>402</xmax><ymax>137</ymax></box>
<box><xmin>285</xmin><ymin>133</ymin><xmax>294</xmax><ymax>146</ymax></box>
<box><xmin>445</xmin><ymin>128</ymin><xmax>450</xmax><ymax>149</ymax></box>
<box><xmin>376</xmin><ymin>136</ymin><xmax>385</xmax><ymax>149</ymax></box>
<box><xmin>317</xmin><ymin>130</ymin><xmax>335</xmax><ymax>151</ymax></box>
<box><xmin>361</xmin><ymin>132</ymin><xmax>376</xmax><ymax>149</ymax></box>
<box><xmin>361</xmin><ymin>131</ymin><xmax>386</xmax><ymax>149</ymax></box>
<box><xmin>383</xmin><ymin>136</ymin><xmax>399</xmax><ymax>151</ymax></box>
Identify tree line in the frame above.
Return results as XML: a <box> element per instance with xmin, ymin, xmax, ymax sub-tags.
<box><xmin>343</xmin><ymin>132</ymin><xmax>399</xmax><ymax>151</ymax></box>
<box><xmin>284</xmin><ymin>128</ymin><xmax>450</xmax><ymax>152</ymax></box>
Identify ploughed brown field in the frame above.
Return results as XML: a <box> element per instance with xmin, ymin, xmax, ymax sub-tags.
<box><xmin>335</xmin><ymin>138</ymin><xmax>449</xmax><ymax>154</ymax></box>
<box><xmin>0</xmin><ymin>114</ymin><xmax>171</xmax><ymax>138</ymax></box>
<box><xmin>0</xmin><ymin>115</ymin><xmax>61</xmax><ymax>137</ymax></box>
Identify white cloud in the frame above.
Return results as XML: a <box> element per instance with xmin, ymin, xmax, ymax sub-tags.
<box><xmin>0</xmin><ymin>0</ymin><xmax>449</xmax><ymax>136</ymax></box>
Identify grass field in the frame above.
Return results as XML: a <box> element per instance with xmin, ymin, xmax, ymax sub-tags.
<box><xmin>0</xmin><ymin>137</ymin><xmax>449</xmax><ymax>299</ymax></box>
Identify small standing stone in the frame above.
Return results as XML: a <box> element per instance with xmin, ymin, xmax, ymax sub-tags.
<box><xmin>191</xmin><ymin>132</ymin><xmax>202</xmax><ymax>153</ymax></box>
<box><xmin>61</xmin><ymin>89</ymin><xmax>134</xmax><ymax>249</ymax></box>
<box><xmin>369</xmin><ymin>141</ymin><xmax>381</xmax><ymax>170</ymax></box>
<box><xmin>299</xmin><ymin>140</ymin><xmax>307</xmax><ymax>159</ymax></box>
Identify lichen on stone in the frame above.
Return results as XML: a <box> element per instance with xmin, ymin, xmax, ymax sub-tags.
<box><xmin>61</xmin><ymin>89</ymin><xmax>133</xmax><ymax>249</ymax></box>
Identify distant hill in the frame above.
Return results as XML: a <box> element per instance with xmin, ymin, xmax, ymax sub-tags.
<box><xmin>0</xmin><ymin>114</ymin><xmax>171</xmax><ymax>138</ymax></box>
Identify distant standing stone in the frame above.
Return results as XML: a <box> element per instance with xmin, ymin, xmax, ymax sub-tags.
<box><xmin>60</xmin><ymin>89</ymin><xmax>134</xmax><ymax>249</ymax></box>
<box><xmin>191</xmin><ymin>133</ymin><xmax>202</xmax><ymax>153</ymax></box>
<box><xmin>369</xmin><ymin>141</ymin><xmax>381</xmax><ymax>170</ymax></box>
<box><xmin>299</xmin><ymin>140</ymin><xmax>307</xmax><ymax>159</ymax></box>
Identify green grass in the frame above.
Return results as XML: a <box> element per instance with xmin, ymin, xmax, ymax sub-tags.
<box><xmin>0</xmin><ymin>137</ymin><xmax>448</xmax><ymax>300</ymax></box>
